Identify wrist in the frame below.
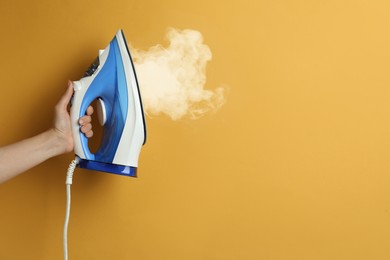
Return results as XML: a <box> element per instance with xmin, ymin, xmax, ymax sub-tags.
<box><xmin>46</xmin><ymin>128</ymin><xmax>74</xmax><ymax>156</ymax></box>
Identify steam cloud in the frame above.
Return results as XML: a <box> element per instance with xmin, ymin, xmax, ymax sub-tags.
<box><xmin>130</xmin><ymin>28</ymin><xmax>226</xmax><ymax>120</ymax></box>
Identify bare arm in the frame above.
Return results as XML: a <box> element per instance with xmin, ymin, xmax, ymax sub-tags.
<box><xmin>0</xmin><ymin>81</ymin><xmax>93</xmax><ymax>183</ymax></box>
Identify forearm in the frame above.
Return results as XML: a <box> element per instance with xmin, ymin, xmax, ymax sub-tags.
<box><xmin>0</xmin><ymin>129</ymin><xmax>66</xmax><ymax>183</ymax></box>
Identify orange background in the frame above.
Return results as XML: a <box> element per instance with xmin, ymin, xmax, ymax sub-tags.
<box><xmin>1</xmin><ymin>0</ymin><xmax>390</xmax><ymax>259</ymax></box>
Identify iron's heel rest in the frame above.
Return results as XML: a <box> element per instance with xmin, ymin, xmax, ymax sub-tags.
<box><xmin>77</xmin><ymin>157</ymin><xmax>137</xmax><ymax>177</ymax></box>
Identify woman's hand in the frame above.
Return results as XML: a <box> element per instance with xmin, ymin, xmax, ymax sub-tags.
<box><xmin>53</xmin><ymin>80</ymin><xmax>94</xmax><ymax>153</ymax></box>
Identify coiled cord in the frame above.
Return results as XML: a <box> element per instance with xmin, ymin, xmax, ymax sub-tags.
<box><xmin>64</xmin><ymin>158</ymin><xmax>78</xmax><ymax>260</ymax></box>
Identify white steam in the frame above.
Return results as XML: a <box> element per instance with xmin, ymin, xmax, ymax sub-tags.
<box><xmin>130</xmin><ymin>28</ymin><xmax>226</xmax><ymax>120</ymax></box>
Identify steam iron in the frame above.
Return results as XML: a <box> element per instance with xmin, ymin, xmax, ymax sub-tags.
<box><xmin>70</xmin><ymin>30</ymin><xmax>146</xmax><ymax>177</ymax></box>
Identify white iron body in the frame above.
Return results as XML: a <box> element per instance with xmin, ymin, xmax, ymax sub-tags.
<box><xmin>70</xmin><ymin>30</ymin><xmax>146</xmax><ymax>177</ymax></box>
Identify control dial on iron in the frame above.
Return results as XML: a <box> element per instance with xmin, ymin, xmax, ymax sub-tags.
<box><xmin>84</xmin><ymin>57</ymin><xmax>100</xmax><ymax>77</ymax></box>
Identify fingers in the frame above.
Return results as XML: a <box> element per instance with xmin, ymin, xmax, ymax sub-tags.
<box><xmin>79</xmin><ymin>115</ymin><xmax>93</xmax><ymax>138</ymax></box>
<box><xmin>79</xmin><ymin>106</ymin><xmax>93</xmax><ymax>127</ymax></box>
<box><xmin>86</xmin><ymin>105</ymin><xmax>94</xmax><ymax>116</ymax></box>
<box><xmin>81</xmin><ymin>125</ymin><xmax>93</xmax><ymax>138</ymax></box>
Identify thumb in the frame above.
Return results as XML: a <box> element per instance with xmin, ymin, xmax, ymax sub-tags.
<box><xmin>57</xmin><ymin>81</ymin><xmax>74</xmax><ymax>110</ymax></box>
